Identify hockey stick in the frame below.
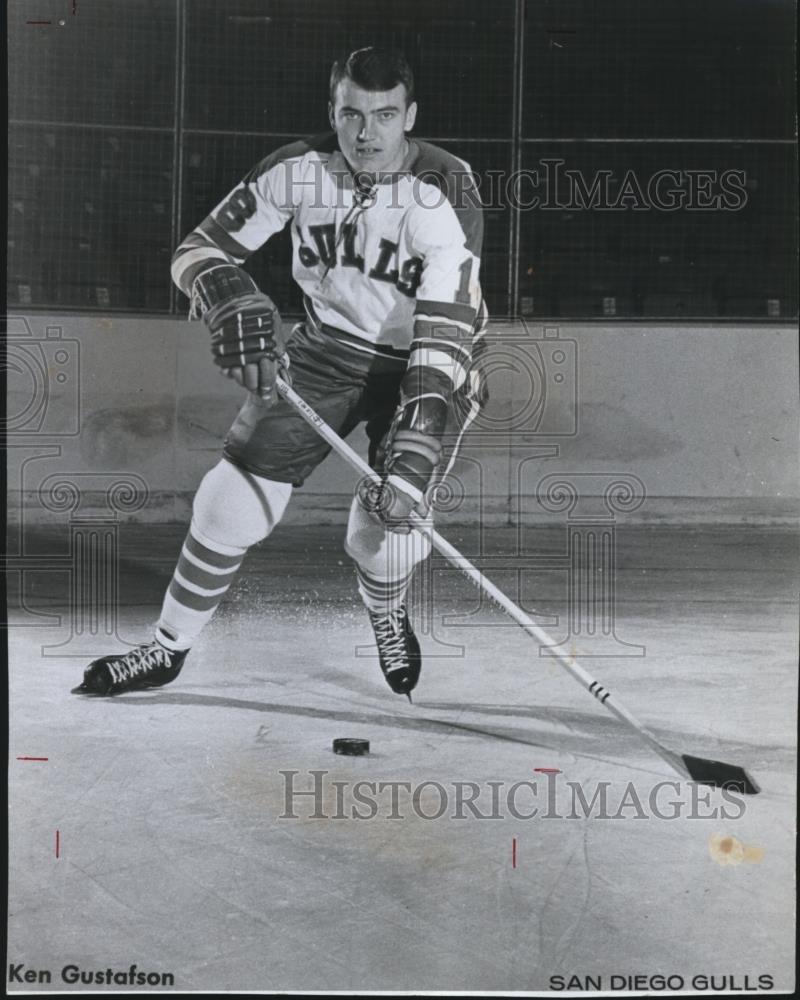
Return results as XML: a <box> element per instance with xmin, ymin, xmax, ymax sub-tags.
<box><xmin>275</xmin><ymin>376</ymin><xmax>759</xmax><ymax>794</ymax></box>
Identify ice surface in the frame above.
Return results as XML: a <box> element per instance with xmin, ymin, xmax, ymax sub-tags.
<box><xmin>7</xmin><ymin>525</ymin><xmax>797</xmax><ymax>992</ymax></box>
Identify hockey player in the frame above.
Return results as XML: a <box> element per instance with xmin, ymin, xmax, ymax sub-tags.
<box><xmin>73</xmin><ymin>47</ymin><xmax>487</xmax><ymax>700</ymax></box>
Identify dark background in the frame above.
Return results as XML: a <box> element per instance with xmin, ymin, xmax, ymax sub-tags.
<box><xmin>7</xmin><ymin>0</ymin><xmax>798</xmax><ymax>318</ymax></box>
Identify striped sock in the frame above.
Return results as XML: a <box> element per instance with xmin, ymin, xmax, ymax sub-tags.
<box><xmin>355</xmin><ymin>565</ymin><xmax>413</xmax><ymax>615</ymax></box>
<box><xmin>155</xmin><ymin>523</ymin><xmax>246</xmax><ymax>651</ymax></box>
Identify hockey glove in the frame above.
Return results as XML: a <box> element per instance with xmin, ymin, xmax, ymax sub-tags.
<box><xmin>193</xmin><ymin>264</ymin><xmax>288</xmax><ymax>405</ymax></box>
<box><xmin>369</xmin><ymin>387</ymin><xmax>448</xmax><ymax>534</ymax></box>
<box><xmin>378</xmin><ymin>429</ymin><xmax>443</xmax><ymax>533</ymax></box>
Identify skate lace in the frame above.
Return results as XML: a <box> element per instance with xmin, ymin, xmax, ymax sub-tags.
<box><xmin>373</xmin><ymin>610</ymin><xmax>409</xmax><ymax>674</ymax></box>
<box><xmin>108</xmin><ymin>644</ymin><xmax>170</xmax><ymax>684</ymax></box>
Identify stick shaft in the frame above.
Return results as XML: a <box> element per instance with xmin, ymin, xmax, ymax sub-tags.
<box><xmin>275</xmin><ymin>377</ymin><xmax>688</xmax><ymax>779</ymax></box>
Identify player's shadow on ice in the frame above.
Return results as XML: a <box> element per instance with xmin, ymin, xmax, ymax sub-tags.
<box><xmin>107</xmin><ymin>691</ymin><xmax>780</xmax><ymax>762</ymax></box>
<box><xmin>104</xmin><ymin>690</ymin><xmax>646</xmax><ymax>758</ymax></box>
<box><xmin>424</xmin><ymin>701</ymin><xmax>786</xmax><ymax>760</ymax></box>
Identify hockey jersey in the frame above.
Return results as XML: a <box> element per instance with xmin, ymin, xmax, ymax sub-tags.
<box><xmin>172</xmin><ymin>133</ymin><xmax>487</xmax><ymax>393</ymax></box>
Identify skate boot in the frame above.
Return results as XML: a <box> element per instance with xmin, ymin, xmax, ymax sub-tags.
<box><xmin>368</xmin><ymin>604</ymin><xmax>421</xmax><ymax>700</ymax></box>
<box><xmin>71</xmin><ymin>640</ymin><xmax>188</xmax><ymax>696</ymax></box>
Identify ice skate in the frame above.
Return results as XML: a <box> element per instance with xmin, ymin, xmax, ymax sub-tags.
<box><xmin>368</xmin><ymin>604</ymin><xmax>421</xmax><ymax>699</ymax></box>
<box><xmin>71</xmin><ymin>641</ymin><xmax>188</xmax><ymax>696</ymax></box>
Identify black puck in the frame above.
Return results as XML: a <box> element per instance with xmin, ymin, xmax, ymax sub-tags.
<box><xmin>332</xmin><ymin>738</ymin><xmax>370</xmax><ymax>756</ymax></box>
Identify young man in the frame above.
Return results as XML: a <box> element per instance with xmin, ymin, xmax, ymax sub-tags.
<box><xmin>73</xmin><ymin>47</ymin><xmax>487</xmax><ymax>701</ymax></box>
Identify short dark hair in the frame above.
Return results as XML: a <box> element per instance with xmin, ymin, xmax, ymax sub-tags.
<box><xmin>329</xmin><ymin>47</ymin><xmax>415</xmax><ymax>106</ymax></box>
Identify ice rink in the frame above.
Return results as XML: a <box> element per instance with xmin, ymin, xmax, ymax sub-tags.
<box><xmin>7</xmin><ymin>522</ymin><xmax>797</xmax><ymax>993</ymax></box>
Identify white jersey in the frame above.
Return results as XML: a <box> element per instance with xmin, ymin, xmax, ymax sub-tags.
<box><xmin>172</xmin><ymin>133</ymin><xmax>487</xmax><ymax>391</ymax></box>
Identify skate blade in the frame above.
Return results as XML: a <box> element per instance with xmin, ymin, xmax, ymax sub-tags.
<box><xmin>71</xmin><ymin>681</ymin><xmax>111</xmax><ymax>697</ymax></box>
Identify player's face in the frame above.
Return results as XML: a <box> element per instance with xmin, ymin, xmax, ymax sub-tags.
<box><xmin>330</xmin><ymin>79</ymin><xmax>417</xmax><ymax>175</ymax></box>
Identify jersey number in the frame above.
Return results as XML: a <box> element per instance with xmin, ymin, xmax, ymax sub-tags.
<box><xmin>217</xmin><ymin>187</ymin><xmax>257</xmax><ymax>233</ymax></box>
<box><xmin>455</xmin><ymin>257</ymin><xmax>473</xmax><ymax>305</ymax></box>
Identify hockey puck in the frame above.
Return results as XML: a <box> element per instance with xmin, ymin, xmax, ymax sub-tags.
<box><xmin>332</xmin><ymin>738</ymin><xmax>370</xmax><ymax>757</ymax></box>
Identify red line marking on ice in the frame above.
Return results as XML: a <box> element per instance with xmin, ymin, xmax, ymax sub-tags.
<box><xmin>17</xmin><ymin>756</ymin><xmax>49</xmax><ymax>761</ymax></box>
<box><xmin>512</xmin><ymin>838</ymin><xmax>517</xmax><ymax>868</ymax></box>
<box><xmin>533</xmin><ymin>768</ymin><xmax>561</xmax><ymax>773</ymax></box>
<box><xmin>56</xmin><ymin>830</ymin><xmax>60</xmax><ymax>858</ymax></box>
<box><xmin>27</xmin><ymin>20</ymin><xmax>52</xmax><ymax>24</ymax></box>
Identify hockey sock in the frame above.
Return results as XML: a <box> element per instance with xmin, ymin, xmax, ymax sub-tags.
<box><xmin>153</xmin><ymin>459</ymin><xmax>292</xmax><ymax>650</ymax></box>
<box><xmin>355</xmin><ymin>564</ymin><xmax>414</xmax><ymax>615</ymax></box>
<box><xmin>155</xmin><ymin>523</ymin><xmax>246</xmax><ymax>651</ymax></box>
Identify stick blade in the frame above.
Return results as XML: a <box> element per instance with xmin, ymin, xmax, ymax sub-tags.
<box><xmin>681</xmin><ymin>754</ymin><xmax>760</xmax><ymax>794</ymax></box>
